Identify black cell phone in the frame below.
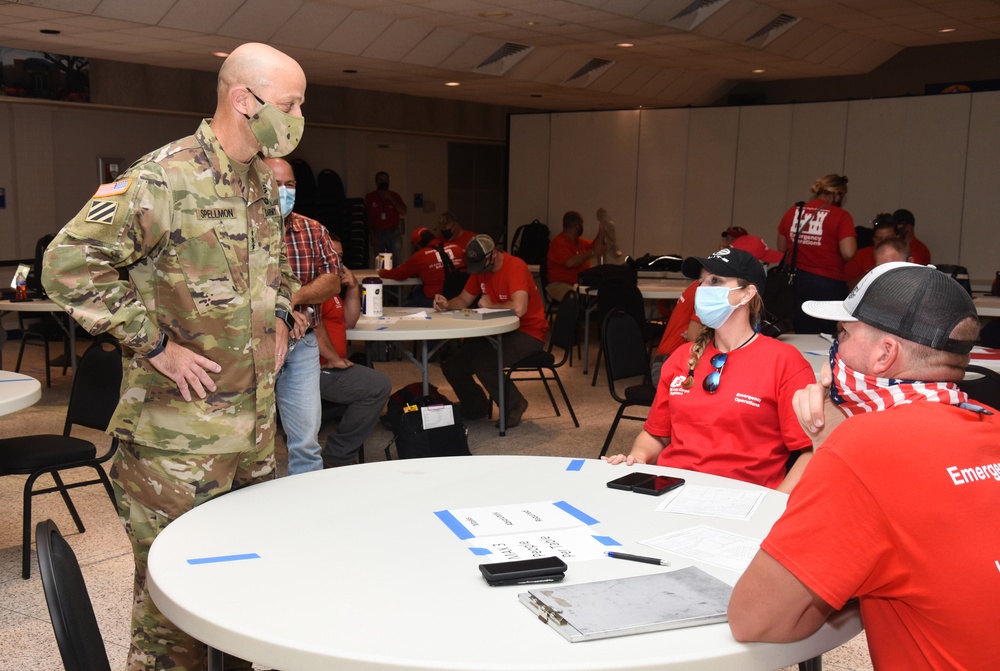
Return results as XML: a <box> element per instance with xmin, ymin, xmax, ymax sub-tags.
<box><xmin>606</xmin><ymin>472</ymin><xmax>656</xmax><ymax>491</ymax></box>
<box><xmin>633</xmin><ymin>475</ymin><xmax>686</xmax><ymax>496</ymax></box>
<box><xmin>479</xmin><ymin>556</ymin><xmax>568</xmax><ymax>586</ymax></box>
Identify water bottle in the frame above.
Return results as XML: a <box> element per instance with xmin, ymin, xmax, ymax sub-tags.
<box><xmin>14</xmin><ymin>270</ymin><xmax>28</xmax><ymax>301</ymax></box>
<box><xmin>362</xmin><ymin>277</ymin><xmax>383</xmax><ymax>317</ymax></box>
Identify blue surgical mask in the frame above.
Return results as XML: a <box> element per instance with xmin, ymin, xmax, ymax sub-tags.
<box><xmin>278</xmin><ymin>185</ymin><xmax>296</xmax><ymax>219</ymax></box>
<box><xmin>694</xmin><ymin>285</ymin><xmax>741</xmax><ymax>329</ymax></box>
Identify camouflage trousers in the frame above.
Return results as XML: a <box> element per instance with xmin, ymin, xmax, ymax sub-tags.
<box><xmin>110</xmin><ymin>440</ymin><xmax>275</xmax><ymax>671</ymax></box>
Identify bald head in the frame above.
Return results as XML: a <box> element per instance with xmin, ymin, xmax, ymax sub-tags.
<box><xmin>217</xmin><ymin>43</ymin><xmax>304</xmax><ymax>105</ymax></box>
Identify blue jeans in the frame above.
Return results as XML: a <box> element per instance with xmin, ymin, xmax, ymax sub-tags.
<box><xmin>275</xmin><ymin>331</ymin><xmax>323</xmax><ymax>475</ymax></box>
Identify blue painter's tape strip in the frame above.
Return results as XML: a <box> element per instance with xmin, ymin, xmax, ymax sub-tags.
<box><xmin>553</xmin><ymin>500</ymin><xmax>600</xmax><ymax>526</ymax></box>
<box><xmin>592</xmin><ymin>535</ymin><xmax>621</xmax><ymax>547</ymax></box>
<box><xmin>187</xmin><ymin>553</ymin><xmax>260</xmax><ymax>565</ymax></box>
<box><xmin>566</xmin><ymin>459</ymin><xmax>585</xmax><ymax>471</ymax></box>
<box><xmin>469</xmin><ymin>547</ymin><xmax>492</xmax><ymax>556</ymax></box>
<box><xmin>435</xmin><ymin>510</ymin><xmax>474</xmax><ymax>540</ymax></box>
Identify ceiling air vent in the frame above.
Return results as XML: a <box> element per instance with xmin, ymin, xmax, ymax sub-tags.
<box><xmin>744</xmin><ymin>14</ymin><xmax>801</xmax><ymax>48</ymax></box>
<box><xmin>561</xmin><ymin>58</ymin><xmax>614</xmax><ymax>88</ymax></box>
<box><xmin>667</xmin><ymin>0</ymin><xmax>731</xmax><ymax>31</ymax></box>
<box><xmin>474</xmin><ymin>42</ymin><xmax>533</xmax><ymax>76</ymax></box>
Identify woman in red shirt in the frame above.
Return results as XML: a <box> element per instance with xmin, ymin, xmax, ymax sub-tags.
<box><xmin>776</xmin><ymin>174</ymin><xmax>857</xmax><ymax>334</ymax></box>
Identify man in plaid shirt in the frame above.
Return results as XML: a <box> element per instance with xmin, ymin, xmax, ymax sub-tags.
<box><xmin>265</xmin><ymin>157</ymin><xmax>341</xmax><ymax>475</ymax></box>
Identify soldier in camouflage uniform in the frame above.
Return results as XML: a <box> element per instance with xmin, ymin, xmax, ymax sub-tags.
<box><xmin>42</xmin><ymin>42</ymin><xmax>307</xmax><ymax>671</ymax></box>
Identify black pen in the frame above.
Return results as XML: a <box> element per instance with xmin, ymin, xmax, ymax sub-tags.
<box><xmin>605</xmin><ymin>551</ymin><xmax>670</xmax><ymax>566</ymax></box>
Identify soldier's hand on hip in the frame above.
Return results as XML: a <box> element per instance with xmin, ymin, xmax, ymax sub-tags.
<box><xmin>149</xmin><ymin>341</ymin><xmax>221</xmax><ymax>402</ymax></box>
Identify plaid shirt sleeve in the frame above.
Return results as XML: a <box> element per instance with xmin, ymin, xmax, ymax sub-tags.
<box><xmin>284</xmin><ymin>213</ymin><xmax>340</xmax><ymax>327</ymax></box>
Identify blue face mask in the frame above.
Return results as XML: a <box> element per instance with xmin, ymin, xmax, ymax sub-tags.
<box><xmin>694</xmin><ymin>285</ymin><xmax>740</xmax><ymax>329</ymax></box>
<box><xmin>278</xmin><ymin>185</ymin><xmax>296</xmax><ymax>219</ymax></box>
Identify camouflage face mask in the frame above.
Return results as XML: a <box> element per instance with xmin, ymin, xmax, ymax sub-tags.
<box><xmin>245</xmin><ymin>89</ymin><xmax>304</xmax><ymax>158</ymax></box>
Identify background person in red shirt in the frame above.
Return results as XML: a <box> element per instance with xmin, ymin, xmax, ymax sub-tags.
<box><xmin>434</xmin><ymin>211</ymin><xmax>476</xmax><ymax>259</ymax></box>
<box><xmin>891</xmin><ymin>208</ymin><xmax>931</xmax><ymax>265</ymax></box>
<box><xmin>545</xmin><ymin>210</ymin><xmax>604</xmax><ymax>302</ymax></box>
<box><xmin>776</xmin><ymin>173</ymin><xmax>857</xmax><ymax>334</ymax></box>
<box><xmin>365</xmin><ymin>170</ymin><xmax>407</xmax><ymax>261</ymax></box>
<box><xmin>434</xmin><ymin>234</ymin><xmax>548</xmax><ymax>428</ymax></box>
<box><xmin>379</xmin><ymin>227</ymin><xmax>466</xmax><ymax>307</ymax></box>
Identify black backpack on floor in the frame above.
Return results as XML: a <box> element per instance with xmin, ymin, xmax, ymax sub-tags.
<box><xmin>382</xmin><ymin>383</ymin><xmax>470</xmax><ymax>459</ymax></box>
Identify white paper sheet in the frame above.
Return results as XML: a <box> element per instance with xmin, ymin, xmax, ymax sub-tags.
<box><xmin>471</xmin><ymin>526</ymin><xmax>613</xmax><ymax>563</ymax></box>
<box><xmin>655</xmin><ymin>485</ymin><xmax>765</xmax><ymax>520</ymax></box>
<box><xmin>400</xmin><ymin>311</ymin><xmax>431</xmax><ymax>320</ymax></box>
<box><xmin>640</xmin><ymin>525</ymin><xmax>761</xmax><ymax>573</ymax></box>
<box><xmin>356</xmin><ymin>316</ymin><xmax>399</xmax><ymax>325</ymax></box>
<box><xmin>420</xmin><ymin>404</ymin><xmax>454</xmax><ymax>429</ymax></box>
<box><xmin>444</xmin><ymin>501</ymin><xmax>591</xmax><ymax>537</ymax></box>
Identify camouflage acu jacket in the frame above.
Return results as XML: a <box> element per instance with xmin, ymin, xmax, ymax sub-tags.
<box><xmin>43</xmin><ymin>119</ymin><xmax>299</xmax><ymax>455</ymax></box>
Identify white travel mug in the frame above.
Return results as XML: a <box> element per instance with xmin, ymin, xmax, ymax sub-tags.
<box><xmin>377</xmin><ymin>252</ymin><xmax>393</xmax><ymax>270</ymax></box>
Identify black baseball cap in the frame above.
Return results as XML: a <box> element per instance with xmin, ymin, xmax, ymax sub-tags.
<box><xmin>465</xmin><ymin>234</ymin><xmax>496</xmax><ymax>273</ymax></box>
<box><xmin>802</xmin><ymin>262</ymin><xmax>978</xmax><ymax>354</ymax></box>
<box><xmin>682</xmin><ymin>247</ymin><xmax>766</xmax><ymax>293</ymax></box>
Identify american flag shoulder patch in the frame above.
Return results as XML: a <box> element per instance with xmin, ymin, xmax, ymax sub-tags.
<box><xmin>92</xmin><ymin>178</ymin><xmax>131</xmax><ymax>198</ymax></box>
<box><xmin>85</xmin><ymin>199</ymin><xmax>118</xmax><ymax>225</ymax></box>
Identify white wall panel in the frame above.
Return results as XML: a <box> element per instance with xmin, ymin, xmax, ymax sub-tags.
<box><xmin>844</xmin><ymin>98</ymin><xmax>908</xmax><ymax>226</ymax></box>
<box><xmin>680</xmin><ymin>107</ymin><xmax>740</xmax><ymax>257</ymax></box>
<box><xmin>961</xmin><ymin>91</ymin><xmax>1000</xmax><ymax>283</ymax></box>
<box><xmin>506</xmin><ymin>114</ymin><xmax>550</xmax><ymax>234</ymax></box>
<box><xmin>787</xmin><ymin>102</ymin><xmax>848</xmax><ymax>206</ymax></box>
<box><xmin>733</xmin><ymin>104</ymin><xmax>793</xmax><ymax>242</ymax></box>
<box><xmin>547</xmin><ymin>111</ymin><xmax>641</xmax><ymax>241</ymax></box>
<box><xmin>634</xmin><ymin>108</ymin><xmax>690</xmax><ymax>256</ymax></box>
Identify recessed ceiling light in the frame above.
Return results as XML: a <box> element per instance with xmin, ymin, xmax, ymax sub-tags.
<box><xmin>616</xmin><ymin>42</ymin><xmax>635</xmax><ymax>48</ymax></box>
<box><xmin>752</xmin><ymin>68</ymin><xmax>766</xmax><ymax>73</ymax></box>
<box><xmin>210</xmin><ymin>51</ymin><xmax>229</xmax><ymax>58</ymax></box>
<box><xmin>530</xmin><ymin>94</ymin><xmax>542</xmax><ymax>98</ymax></box>
<box><xmin>343</xmin><ymin>69</ymin><xmax>357</xmax><ymax>74</ymax></box>
<box><xmin>39</xmin><ymin>28</ymin><xmax>61</xmax><ymax>35</ymax></box>
<box><xmin>445</xmin><ymin>82</ymin><xmax>461</xmax><ymax>87</ymax></box>
<box><xmin>478</xmin><ymin>11</ymin><xmax>512</xmax><ymax>18</ymax></box>
<box><xmin>526</xmin><ymin>21</ymin><xmax>540</xmax><ymax>26</ymax></box>
<box><xmin>938</xmin><ymin>27</ymin><xmax>957</xmax><ymax>33</ymax></box>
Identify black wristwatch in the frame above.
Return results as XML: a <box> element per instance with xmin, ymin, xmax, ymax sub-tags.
<box><xmin>146</xmin><ymin>331</ymin><xmax>168</xmax><ymax>358</ymax></box>
<box><xmin>276</xmin><ymin>309</ymin><xmax>295</xmax><ymax>332</ymax></box>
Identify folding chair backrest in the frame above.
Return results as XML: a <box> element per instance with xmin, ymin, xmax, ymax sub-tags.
<box><xmin>602</xmin><ymin>309</ymin><xmax>651</xmax><ymax>384</ymax></box>
<box><xmin>958</xmin><ymin>365</ymin><xmax>1000</xmax><ymax>411</ymax></box>
<box><xmin>596</xmin><ymin>279</ymin><xmax>645</xmax><ymax>331</ymax></box>
<box><xmin>64</xmin><ymin>338</ymin><xmax>123</xmax><ymax>435</ymax></box>
<box><xmin>548</xmin><ymin>290</ymin><xmax>579</xmax><ymax>353</ymax></box>
<box><xmin>36</xmin><ymin>520</ymin><xmax>113</xmax><ymax>671</ymax></box>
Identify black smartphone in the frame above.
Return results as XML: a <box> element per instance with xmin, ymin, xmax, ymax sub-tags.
<box><xmin>479</xmin><ymin>556</ymin><xmax>568</xmax><ymax>586</ymax></box>
<box><xmin>633</xmin><ymin>475</ymin><xmax>686</xmax><ymax>496</ymax></box>
<box><xmin>606</xmin><ymin>472</ymin><xmax>656</xmax><ymax>491</ymax></box>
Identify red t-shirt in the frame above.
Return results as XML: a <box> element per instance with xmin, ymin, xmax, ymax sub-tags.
<box><xmin>365</xmin><ymin>190</ymin><xmax>405</xmax><ymax>232</ymax></box>
<box><xmin>777</xmin><ymin>199</ymin><xmax>855</xmax><ymax>281</ymax></box>
<box><xmin>646</xmin><ymin>335</ymin><xmax>814</xmax><ymax>488</ymax></box>
<box><xmin>762</xmin><ymin>403</ymin><xmax>1000</xmax><ymax>670</ymax></box>
<box><xmin>656</xmin><ymin>280</ymin><xmax>701</xmax><ymax>357</ymax></box>
<box><xmin>843</xmin><ymin>245</ymin><xmax>875</xmax><ymax>288</ymax></box>
<box><xmin>463</xmin><ymin>252</ymin><xmax>548</xmax><ymax>343</ymax></box>
<box><xmin>319</xmin><ymin>295</ymin><xmax>347</xmax><ymax>360</ymax></box>
<box><xmin>435</xmin><ymin>230</ymin><xmax>476</xmax><ymax>258</ymax></box>
<box><xmin>380</xmin><ymin>242</ymin><xmax>466</xmax><ymax>298</ymax></box>
<box><xmin>546</xmin><ymin>232</ymin><xmax>594</xmax><ymax>285</ymax></box>
<box><xmin>909</xmin><ymin>236</ymin><xmax>931</xmax><ymax>265</ymax></box>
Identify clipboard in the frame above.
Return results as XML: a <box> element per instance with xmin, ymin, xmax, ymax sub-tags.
<box><xmin>518</xmin><ymin>566</ymin><xmax>732</xmax><ymax>642</ymax></box>
<box><xmin>453</xmin><ymin>308</ymin><xmax>515</xmax><ymax>320</ymax></box>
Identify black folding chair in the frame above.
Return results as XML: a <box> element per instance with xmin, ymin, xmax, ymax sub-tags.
<box><xmin>0</xmin><ymin>337</ymin><xmax>122</xmax><ymax>578</ymax></box>
<box><xmin>958</xmin><ymin>365</ymin><xmax>1000</xmax><ymax>410</ymax></box>
<box><xmin>598</xmin><ymin>309</ymin><xmax>657</xmax><ymax>458</ymax></box>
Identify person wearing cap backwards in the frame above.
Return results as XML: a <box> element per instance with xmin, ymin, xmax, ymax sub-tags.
<box><xmin>729</xmin><ymin>263</ymin><xmax>999</xmax><ymax>669</ymax></box>
<box><xmin>844</xmin><ymin>212</ymin><xmax>901</xmax><ymax>289</ymax></box>
<box><xmin>379</xmin><ymin>227</ymin><xmax>466</xmax><ymax>307</ymax></box>
<box><xmin>777</xmin><ymin>174</ymin><xmax>857</xmax><ymax>334</ymax></box>
<box><xmin>892</xmin><ymin>207</ymin><xmax>931</xmax><ymax>265</ymax></box>
<box><xmin>719</xmin><ymin>225</ymin><xmax>748</xmax><ymax>249</ymax></box>
<box><xmin>605</xmin><ymin>246</ymin><xmax>815</xmax><ymax>491</ymax></box>
<box><xmin>434</xmin><ymin>234</ymin><xmax>548</xmax><ymax>428</ymax></box>
<box><xmin>651</xmin><ymin>234</ymin><xmax>783</xmax><ymax>385</ymax></box>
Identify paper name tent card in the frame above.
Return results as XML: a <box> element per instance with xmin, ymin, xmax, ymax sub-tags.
<box><xmin>518</xmin><ymin>566</ymin><xmax>732</xmax><ymax>642</ymax></box>
<box><xmin>453</xmin><ymin>308</ymin><xmax>515</xmax><ymax>320</ymax></box>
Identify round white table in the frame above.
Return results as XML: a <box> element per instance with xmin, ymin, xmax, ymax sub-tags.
<box><xmin>346</xmin><ymin>307</ymin><xmax>520</xmax><ymax>433</ymax></box>
<box><xmin>0</xmin><ymin>370</ymin><xmax>42</xmax><ymax>416</ymax></box>
<box><xmin>353</xmin><ymin>269</ymin><xmax>422</xmax><ymax>304</ymax></box>
<box><xmin>973</xmin><ymin>295</ymin><xmax>1000</xmax><ymax>317</ymax></box>
<box><xmin>0</xmin><ymin>298</ymin><xmax>78</xmax><ymax>373</ymax></box>
<box><xmin>147</xmin><ymin>456</ymin><xmax>862</xmax><ymax>671</ymax></box>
